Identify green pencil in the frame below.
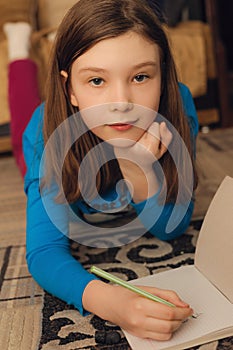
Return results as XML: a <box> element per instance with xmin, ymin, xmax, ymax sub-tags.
<box><xmin>90</xmin><ymin>265</ymin><xmax>175</xmax><ymax>308</ymax></box>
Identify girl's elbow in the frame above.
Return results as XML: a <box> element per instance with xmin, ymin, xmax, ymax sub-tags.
<box><xmin>150</xmin><ymin>227</ymin><xmax>184</xmax><ymax>241</ymax></box>
<box><xmin>26</xmin><ymin>251</ymin><xmax>37</xmax><ymax>279</ymax></box>
<box><xmin>149</xmin><ymin>211</ymin><xmax>193</xmax><ymax>241</ymax></box>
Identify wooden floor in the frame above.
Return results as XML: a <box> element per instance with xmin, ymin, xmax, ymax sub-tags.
<box><xmin>194</xmin><ymin>127</ymin><xmax>233</xmax><ymax>219</ymax></box>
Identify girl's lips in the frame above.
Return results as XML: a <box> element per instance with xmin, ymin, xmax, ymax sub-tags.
<box><xmin>107</xmin><ymin>123</ymin><xmax>133</xmax><ymax>131</ymax></box>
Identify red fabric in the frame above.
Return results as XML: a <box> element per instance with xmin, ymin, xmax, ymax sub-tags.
<box><xmin>8</xmin><ymin>59</ymin><xmax>41</xmax><ymax>176</ymax></box>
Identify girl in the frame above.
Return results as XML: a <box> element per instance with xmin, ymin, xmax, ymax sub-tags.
<box><xmin>11</xmin><ymin>0</ymin><xmax>199</xmax><ymax>341</ymax></box>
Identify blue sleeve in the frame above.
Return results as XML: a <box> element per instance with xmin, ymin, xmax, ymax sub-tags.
<box><xmin>178</xmin><ymin>82</ymin><xmax>199</xmax><ymax>153</ymax></box>
<box><xmin>131</xmin><ymin>193</ymin><xmax>194</xmax><ymax>241</ymax></box>
<box><xmin>23</xmin><ymin>104</ymin><xmax>98</xmax><ymax>315</ymax></box>
<box><xmin>130</xmin><ymin>84</ymin><xmax>198</xmax><ymax>241</ymax></box>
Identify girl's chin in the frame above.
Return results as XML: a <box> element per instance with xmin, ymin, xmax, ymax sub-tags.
<box><xmin>106</xmin><ymin>138</ymin><xmax>137</xmax><ymax>148</ymax></box>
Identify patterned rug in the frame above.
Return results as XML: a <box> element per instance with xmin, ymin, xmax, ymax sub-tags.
<box><xmin>0</xmin><ymin>127</ymin><xmax>233</xmax><ymax>350</ymax></box>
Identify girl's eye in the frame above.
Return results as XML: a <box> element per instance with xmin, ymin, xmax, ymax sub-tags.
<box><xmin>134</xmin><ymin>74</ymin><xmax>149</xmax><ymax>83</ymax></box>
<box><xmin>89</xmin><ymin>77</ymin><xmax>104</xmax><ymax>86</ymax></box>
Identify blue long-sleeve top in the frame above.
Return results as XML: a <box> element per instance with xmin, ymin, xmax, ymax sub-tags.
<box><xmin>23</xmin><ymin>83</ymin><xmax>198</xmax><ymax>315</ymax></box>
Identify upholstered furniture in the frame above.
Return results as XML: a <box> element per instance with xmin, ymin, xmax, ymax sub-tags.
<box><xmin>0</xmin><ymin>0</ymin><xmax>230</xmax><ymax>152</ymax></box>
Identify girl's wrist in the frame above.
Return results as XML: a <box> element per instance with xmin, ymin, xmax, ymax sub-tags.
<box><xmin>132</xmin><ymin>171</ymin><xmax>159</xmax><ymax>203</ymax></box>
<box><xmin>118</xmin><ymin>162</ymin><xmax>159</xmax><ymax>203</ymax></box>
<box><xmin>82</xmin><ymin>279</ymin><xmax>115</xmax><ymax>319</ymax></box>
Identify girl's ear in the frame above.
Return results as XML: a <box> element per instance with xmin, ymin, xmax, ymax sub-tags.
<box><xmin>69</xmin><ymin>89</ymin><xmax>79</xmax><ymax>107</ymax></box>
<box><xmin>60</xmin><ymin>70</ymin><xmax>79</xmax><ymax>107</ymax></box>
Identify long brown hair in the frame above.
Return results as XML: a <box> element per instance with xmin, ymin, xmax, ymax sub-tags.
<box><xmin>43</xmin><ymin>0</ymin><xmax>198</xmax><ymax>203</ymax></box>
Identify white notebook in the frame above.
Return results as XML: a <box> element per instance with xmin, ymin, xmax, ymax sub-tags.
<box><xmin>122</xmin><ymin>176</ymin><xmax>233</xmax><ymax>350</ymax></box>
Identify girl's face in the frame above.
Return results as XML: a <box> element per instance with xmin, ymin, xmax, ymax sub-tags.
<box><xmin>69</xmin><ymin>31</ymin><xmax>162</xmax><ymax>146</ymax></box>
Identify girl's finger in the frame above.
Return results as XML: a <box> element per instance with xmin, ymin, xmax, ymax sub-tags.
<box><xmin>127</xmin><ymin>316</ymin><xmax>182</xmax><ymax>340</ymax></box>
<box><xmin>143</xmin><ymin>316</ymin><xmax>182</xmax><ymax>335</ymax></box>
<box><xmin>135</xmin><ymin>296</ymin><xmax>192</xmax><ymax>322</ymax></box>
<box><xmin>140</xmin><ymin>285</ymin><xmax>190</xmax><ymax>308</ymax></box>
<box><xmin>147</xmin><ymin>121</ymin><xmax>160</xmax><ymax>140</ymax></box>
<box><xmin>160</xmin><ymin>121</ymin><xmax>173</xmax><ymax>149</ymax></box>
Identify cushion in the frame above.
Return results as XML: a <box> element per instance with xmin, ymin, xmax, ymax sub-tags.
<box><xmin>176</xmin><ymin>21</ymin><xmax>216</xmax><ymax>79</ymax></box>
<box><xmin>167</xmin><ymin>21</ymin><xmax>208</xmax><ymax>98</ymax></box>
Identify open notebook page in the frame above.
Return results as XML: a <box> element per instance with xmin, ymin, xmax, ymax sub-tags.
<box><xmin>123</xmin><ymin>265</ymin><xmax>233</xmax><ymax>350</ymax></box>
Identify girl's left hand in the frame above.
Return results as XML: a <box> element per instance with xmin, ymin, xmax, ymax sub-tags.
<box><xmin>114</xmin><ymin>121</ymin><xmax>172</xmax><ymax>173</ymax></box>
<box><xmin>113</xmin><ymin>121</ymin><xmax>173</xmax><ymax>202</ymax></box>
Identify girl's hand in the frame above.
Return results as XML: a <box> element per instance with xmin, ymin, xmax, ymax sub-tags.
<box><xmin>114</xmin><ymin>121</ymin><xmax>172</xmax><ymax>173</ymax></box>
<box><xmin>112</xmin><ymin>122</ymin><xmax>173</xmax><ymax>202</ymax></box>
<box><xmin>83</xmin><ymin>280</ymin><xmax>193</xmax><ymax>341</ymax></box>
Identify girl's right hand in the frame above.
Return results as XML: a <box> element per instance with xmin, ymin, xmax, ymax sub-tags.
<box><xmin>82</xmin><ymin>280</ymin><xmax>193</xmax><ymax>341</ymax></box>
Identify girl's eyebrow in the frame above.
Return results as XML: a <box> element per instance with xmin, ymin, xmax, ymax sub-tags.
<box><xmin>78</xmin><ymin>67</ymin><xmax>107</xmax><ymax>74</ymax></box>
<box><xmin>78</xmin><ymin>61</ymin><xmax>158</xmax><ymax>74</ymax></box>
<box><xmin>132</xmin><ymin>61</ymin><xmax>158</xmax><ymax>70</ymax></box>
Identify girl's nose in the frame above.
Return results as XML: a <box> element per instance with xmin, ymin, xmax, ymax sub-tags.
<box><xmin>109</xmin><ymin>101</ymin><xmax>133</xmax><ymax>112</ymax></box>
<box><xmin>108</xmin><ymin>82</ymin><xmax>133</xmax><ymax>112</ymax></box>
